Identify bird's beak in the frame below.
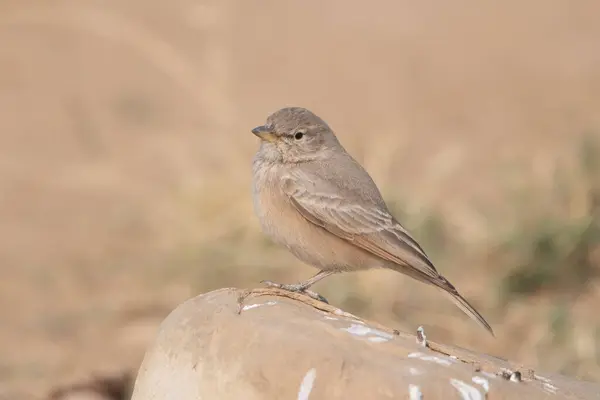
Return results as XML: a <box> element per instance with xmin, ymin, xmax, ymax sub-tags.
<box><xmin>251</xmin><ymin>125</ymin><xmax>277</xmax><ymax>142</ymax></box>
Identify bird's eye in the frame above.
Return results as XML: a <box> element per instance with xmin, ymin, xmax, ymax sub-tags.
<box><xmin>294</xmin><ymin>131</ymin><xmax>304</xmax><ymax>140</ymax></box>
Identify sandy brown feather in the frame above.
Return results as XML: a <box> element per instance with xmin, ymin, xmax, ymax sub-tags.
<box><xmin>286</xmin><ymin>177</ymin><xmax>494</xmax><ymax>336</ymax></box>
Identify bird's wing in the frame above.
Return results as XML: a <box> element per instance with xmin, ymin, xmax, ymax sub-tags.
<box><xmin>282</xmin><ymin>171</ymin><xmax>495</xmax><ymax>336</ymax></box>
<box><xmin>282</xmin><ymin>173</ymin><xmax>441</xmax><ymax>282</ymax></box>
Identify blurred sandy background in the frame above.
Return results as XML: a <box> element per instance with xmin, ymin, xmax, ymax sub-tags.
<box><xmin>1</xmin><ymin>0</ymin><xmax>600</xmax><ymax>397</ymax></box>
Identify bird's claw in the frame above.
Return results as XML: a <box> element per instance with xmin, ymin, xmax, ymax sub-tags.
<box><xmin>260</xmin><ymin>280</ymin><xmax>329</xmax><ymax>304</ymax></box>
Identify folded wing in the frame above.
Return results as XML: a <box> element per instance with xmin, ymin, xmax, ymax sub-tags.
<box><xmin>282</xmin><ymin>172</ymin><xmax>494</xmax><ymax>335</ymax></box>
<box><xmin>282</xmin><ymin>174</ymin><xmax>440</xmax><ymax>282</ymax></box>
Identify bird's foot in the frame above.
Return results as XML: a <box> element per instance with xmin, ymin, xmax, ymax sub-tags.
<box><xmin>260</xmin><ymin>280</ymin><xmax>329</xmax><ymax>304</ymax></box>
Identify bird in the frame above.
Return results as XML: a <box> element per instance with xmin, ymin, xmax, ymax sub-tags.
<box><xmin>251</xmin><ymin>107</ymin><xmax>494</xmax><ymax>336</ymax></box>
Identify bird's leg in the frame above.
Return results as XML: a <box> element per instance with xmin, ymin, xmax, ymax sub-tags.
<box><xmin>261</xmin><ymin>270</ymin><xmax>335</xmax><ymax>303</ymax></box>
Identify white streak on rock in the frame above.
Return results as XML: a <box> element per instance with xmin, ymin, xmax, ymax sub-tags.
<box><xmin>472</xmin><ymin>376</ymin><xmax>490</xmax><ymax>393</ymax></box>
<box><xmin>535</xmin><ymin>374</ymin><xmax>558</xmax><ymax>393</ymax></box>
<box><xmin>344</xmin><ymin>324</ymin><xmax>371</xmax><ymax>335</ymax></box>
<box><xmin>542</xmin><ymin>382</ymin><xmax>558</xmax><ymax>394</ymax></box>
<box><xmin>368</xmin><ymin>336</ymin><xmax>389</xmax><ymax>343</ymax></box>
<box><xmin>450</xmin><ymin>378</ymin><xmax>482</xmax><ymax>400</ymax></box>
<box><xmin>297</xmin><ymin>368</ymin><xmax>317</xmax><ymax>400</ymax></box>
<box><xmin>408</xmin><ymin>367</ymin><xmax>422</xmax><ymax>376</ymax></box>
<box><xmin>332</xmin><ymin>309</ymin><xmax>360</xmax><ymax>320</ymax></box>
<box><xmin>408</xmin><ymin>384</ymin><xmax>423</xmax><ymax>400</ymax></box>
<box><xmin>408</xmin><ymin>352</ymin><xmax>454</xmax><ymax>366</ymax></box>
<box><xmin>341</xmin><ymin>323</ymin><xmax>394</xmax><ymax>343</ymax></box>
<box><xmin>323</xmin><ymin>316</ymin><xmax>338</xmax><ymax>320</ymax></box>
<box><xmin>535</xmin><ymin>374</ymin><xmax>551</xmax><ymax>383</ymax></box>
<box><xmin>242</xmin><ymin>301</ymin><xmax>277</xmax><ymax>311</ymax></box>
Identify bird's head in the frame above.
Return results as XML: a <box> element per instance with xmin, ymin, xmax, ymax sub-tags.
<box><xmin>252</xmin><ymin>107</ymin><xmax>341</xmax><ymax>163</ymax></box>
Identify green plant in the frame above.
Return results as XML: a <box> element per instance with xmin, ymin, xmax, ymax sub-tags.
<box><xmin>499</xmin><ymin>135</ymin><xmax>600</xmax><ymax>301</ymax></box>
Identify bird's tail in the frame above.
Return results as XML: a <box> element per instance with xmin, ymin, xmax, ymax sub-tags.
<box><xmin>385</xmin><ymin>262</ymin><xmax>494</xmax><ymax>336</ymax></box>
<box><xmin>442</xmin><ymin>290</ymin><xmax>495</xmax><ymax>337</ymax></box>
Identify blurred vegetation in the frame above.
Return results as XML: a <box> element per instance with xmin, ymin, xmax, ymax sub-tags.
<box><xmin>498</xmin><ymin>134</ymin><xmax>600</xmax><ymax>302</ymax></box>
<box><xmin>384</xmin><ymin>137</ymin><xmax>600</xmax><ymax>380</ymax></box>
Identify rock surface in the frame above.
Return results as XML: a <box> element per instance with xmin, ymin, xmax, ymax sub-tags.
<box><xmin>131</xmin><ymin>288</ymin><xmax>600</xmax><ymax>399</ymax></box>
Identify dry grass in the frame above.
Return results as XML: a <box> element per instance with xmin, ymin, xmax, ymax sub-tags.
<box><xmin>1</xmin><ymin>0</ymin><xmax>600</xmax><ymax>397</ymax></box>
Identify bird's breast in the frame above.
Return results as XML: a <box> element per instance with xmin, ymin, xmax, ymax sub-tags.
<box><xmin>251</xmin><ymin>159</ymin><xmax>376</xmax><ymax>271</ymax></box>
<box><xmin>252</xmin><ymin>161</ymin><xmax>297</xmax><ymax>243</ymax></box>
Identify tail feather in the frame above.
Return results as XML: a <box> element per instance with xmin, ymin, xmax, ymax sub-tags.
<box><xmin>443</xmin><ymin>290</ymin><xmax>495</xmax><ymax>337</ymax></box>
<box><xmin>384</xmin><ymin>263</ymin><xmax>494</xmax><ymax>336</ymax></box>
